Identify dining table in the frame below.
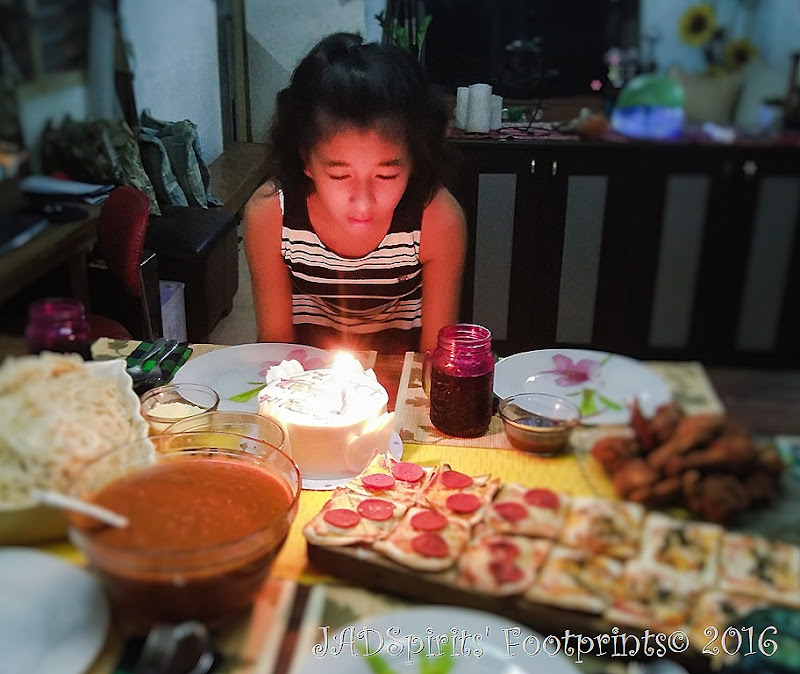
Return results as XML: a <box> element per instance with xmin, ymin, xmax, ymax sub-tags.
<box><xmin>23</xmin><ymin>339</ymin><xmax>800</xmax><ymax>674</ymax></box>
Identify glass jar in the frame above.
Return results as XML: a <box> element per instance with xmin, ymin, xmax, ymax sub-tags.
<box><xmin>428</xmin><ymin>324</ymin><xmax>494</xmax><ymax>438</ymax></box>
<box><xmin>25</xmin><ymin>297</ymin><xmax>92</xmax><ymax>359</ymax></box>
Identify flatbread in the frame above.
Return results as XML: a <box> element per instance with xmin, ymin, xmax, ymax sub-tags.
<box><xmin>718</xmin><ymin>532</ymin><xmax>800</xmax><ymax>608</ymax></box>
<box><xmin>559</xmin><ymin>496</ymin><xmax>645</xmax><ymax>559</ymax></box>
<box><xmin>638</xmin><ymin>512</ymin><xmax>723</xmax><ymax>586</ymax></box>
<box><xmin>373</xmin><ymin>505</ymin><xmax>471</xmax><ymax>572</ymax></box>
<box><xmin>457</xmin><ymin>529</ymin><xmax>552</xmax><ymax>596</ymax></box>
<box><xmin>303</xmin><ymin>487</ymin><xmax>408</xmax><ymax>547</ymax></box>
<box><xmin>526</xmin><ymin>543</ymin><xmax>623</xmax><ymax>614</ymax></box>
<box><xmin>483</xmin><ymin>483</ymin><xmax>569</xmax><ymax>539</ymax></box>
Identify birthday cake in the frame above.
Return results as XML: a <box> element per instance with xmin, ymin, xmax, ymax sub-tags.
<box><xmin>258</xmin><ymin>357</ymin><xmax>394</xmax><ymax>480</ymax></box>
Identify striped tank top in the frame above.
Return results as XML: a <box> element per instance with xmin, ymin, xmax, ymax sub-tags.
<box><xmin>279</xmin><ymin>188</ymin><xmax>423</xmax><ymax>349</ymax></box>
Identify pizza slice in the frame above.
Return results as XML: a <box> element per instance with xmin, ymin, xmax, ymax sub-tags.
<box><xmin>456</xmin><ymin>529</ymin><xmax>552</xmax><ymax>597</ymax></box>
<box><xmin>525</xmin><ymin>543</ymin><xmax>623</xmax><ymax>614</ymax></box>
<box><xmin>346</xmin><ymin>452</ymin><xmax>436</xmax><ymax>505</ymax></box>
<box><xmin>604</xmin><ymin>561</ymin><xmax>704</xmax><ymax>633</ymax></box>
<box><xmin>483</xmin><ymin>484</ymin><xmax>570</xmax><ymax>539</ymax></box>
<box><xmin>687</xmin><ymin>590</ymin><xmax>769</xmax><ymax>652</ymax></box>
<box><xmin>637</xmin><ymin>512</ymin><xmax>723</xmax><ymax>586</ymax></box>
<box><xmin>422</xmin><ymin>465</ymin><xmax>500</xmax><ymax>527</ymax></box>
<box><xmin>559</xmin><ymin>496</ymin><xmax>645</xmax><ymax>559</ymax></box>
<box><xmin>373</xmin><ymin>505</ymin><xmax>471</xmax><ymax>572</ymax></box>
<box><xmin>303</xmin><ymin>487</ymin><xmax>408</xmax><ymax>547</ymax></box>
<box><xmin>718</xmin><ymin>532</ymin><xmax>800</xmax><ymax>608</ymax></box>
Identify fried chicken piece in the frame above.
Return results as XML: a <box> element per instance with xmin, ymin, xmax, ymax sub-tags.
<box><xmin>647</xmin><ymin>414</ymin><xmax>726</xmax><ymax>471</ymax></box>
<box><xmin>754</xmin><ymin>443</ymin><xmax>785</xmax><ymax>477</ymax></box>
<box><xmin>630</xmin><ymin>399</ymin><xmax>656</xmax><ymax>451</ymax></box>
<box><xmin>648</xmin><ymin>402</ymin><xmax>684</xmax><ymax>447</ymax></box>
<box><xmin>682</xmin><ymin>470</ymin><xmax>749</xmax><ymax>524</ymax></box>
<box><xmin>662</xmin><ymin>432</ymin><xmax>757</xmax><ymax>476</ymax></box>
<box><xmin>743</xmin><ymin>470</ymin><xmax>780</xmax><ymax>507</ymax></box>
<box><xmin>591</xmin><ymin>435</ymin><xmax>640</xmax><ymax>473</ymax></box>
<box><xmin>612</xmin><ymin>458</ymin><xmax>659</xmax><ymax>499</ymax></box>
<box><xmin>627</xmin><ymin>475</ymin><xmax>683</xmax><ymax>508</ymax></box>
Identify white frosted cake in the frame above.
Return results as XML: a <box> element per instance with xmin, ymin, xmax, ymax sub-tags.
<box><xmin>258</xmin><ymin>357</ymin><xmax>393</xmax><ymax>480</ymax></box>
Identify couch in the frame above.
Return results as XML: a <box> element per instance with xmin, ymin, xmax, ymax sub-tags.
<box><xmin>669</xmin><ymin>59</ymin><xmax>789</xmax><ymax>130</ymax></box>
<box><xmin>143</xmin><ymin>142</ymin><xmax>267</xmax><ymax>343</ymax></box>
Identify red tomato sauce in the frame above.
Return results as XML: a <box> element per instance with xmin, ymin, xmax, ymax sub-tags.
<box><xmin>88</xmin><ymin>457</ymin><xmax>293</xmax><ymax>550</ymax></box>
<box><xmin>75</xmin><ymin>455</ymin><xmax>296</xmax><ymax>629</ymax></box>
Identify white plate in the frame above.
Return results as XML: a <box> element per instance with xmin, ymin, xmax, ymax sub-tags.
<box><xmin>172</xmin><ymin>343</ymin><xmax>333</xmax><ymax>412</ymax></box>
<box><xmin>0</xmin><ymin>548</ymin><xmax>110</xmax><ymax>674</ymax></box>
<box><xmin>493</xmin><ymin>348</ymin><xmax>672</xmax><ymax>425</ymax></box>
<box><xmin>293</xmin><ymin>605</ymin><xmax>579</xmax><ymax>674</ymax></box>
<box><xmin>301</xmin><ymin>432</ymin><xmax>404</xmax><ymax>491</ymax></box>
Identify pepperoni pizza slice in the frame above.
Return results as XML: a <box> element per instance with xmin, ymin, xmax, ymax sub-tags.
<box><xmin>604</xmin><ymin>561</ymin><xmax>704</xmax><ymax>633</ymax></box>
<box><xmin>525</xmin><ymin>543</ymin><xmax>623</xmax><ymax>615</ymax></box>
<box><xmin>637</xmin><ymin>512</ymin><xmax>723</xmax><ymax>586</ymax></box>
<box><xmin>456</xmin><ymin>529</ymin><xmax>552</xmax><ymax>596</ymax></box>
<box><xmin>559</xmin><ymin>496</ymin><xmax>645</xmax><ymax>559</ymax></box>
<box><xmin>303</xmin><ymin>487</ymin><xmax>408</xmax><ymax>547</ymax></box>
<box><xmin>347</xmin><ymin>452</ymin><xmax>435</xmax><ymax>505</ymax></box>
<box><xmin>718</xmin><ymin>532</ymin><xmax>800</xmax><ymax>608</ymax></box>
<box><xmin>422</xmin><ymin>466</ymin><xmax>500</xmax><ymax>527</ymax></box>
<box><xmin>373</xmin><ymin>505</ymin><xmax>471</xmax><ymax>572</ymax></box>
<box><xmin>483</xmin><ymin>484</ymin><xmax>570</xmax><ymax>539</ymax></box>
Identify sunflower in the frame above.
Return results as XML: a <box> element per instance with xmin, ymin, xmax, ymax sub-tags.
<box><xmin>679</xmin><ymin>4</ymin><xmax>717</xmax><ymax>47</ymax></box>
<box><xmin>724</xmin><ymin>38</ymin><xmax>758</xmax><ymax>71</ymax></box>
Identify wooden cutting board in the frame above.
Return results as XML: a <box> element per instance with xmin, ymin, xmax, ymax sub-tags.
<box><xmin>307</xmin><ymin>542</ymin><xmax>714</xmax><ymax>673</ymax></box>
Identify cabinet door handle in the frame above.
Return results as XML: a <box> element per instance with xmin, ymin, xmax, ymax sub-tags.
<box><xmin>552</xmin><ymin>161</ymin><xmax>558</xmax><ymax>176</ymax></box>
<box><xmin>530</xmin><ymin>158</ymin><xmax>536</xmax><ymax>174</ymax></box>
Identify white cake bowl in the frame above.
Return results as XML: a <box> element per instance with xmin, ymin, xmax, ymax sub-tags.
<box><xmin>258</xmin><ymin>356</ymin><xmax>395</xmax><ymax>483</ymax></box>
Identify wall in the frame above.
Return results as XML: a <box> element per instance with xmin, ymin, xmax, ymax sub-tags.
<box><xmin>120</xmin><ymin>0</ymin><xmax>223</xmax><ymax>162</ymax></box>
<box><xmin>641</xmin><ymin>0</ymin><xmax>800</xmax><ymax>74</ymax></box>
<box><xmin>244</xmin><ymin>0</ymin><xmax>383</xmax><ymax>142</ymax></box>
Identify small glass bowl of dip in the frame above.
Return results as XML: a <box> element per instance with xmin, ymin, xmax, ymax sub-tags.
<box><xmin>139</xmin><ymin>383</ymin><xmax>220</xmax><ymax>434</ymax></box>
<box><xmin>498</xmin><ymin>393</ymin><xmax>581</xmax><ymax>456</ymax></box>
<box><xmin>67</xmin><ymin>431</ymin><xmax>300</xmax><ymax>631</ymax></box>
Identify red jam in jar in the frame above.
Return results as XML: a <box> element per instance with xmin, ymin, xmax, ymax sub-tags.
<box><xmin>25</xmin><ymin>297</ymin><xmax>92</xmax><ymax>359</ymax></box>
<box><xmin>428</xmin><ymin>324</ymin><xmax>494</xmax><ymax>438</ymax></box>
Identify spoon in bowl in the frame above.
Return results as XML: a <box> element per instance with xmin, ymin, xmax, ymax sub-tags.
<box><xmin>30</xmin><ymin>488</ymin><xmax>128</xmax><ymax>527</ymax></box>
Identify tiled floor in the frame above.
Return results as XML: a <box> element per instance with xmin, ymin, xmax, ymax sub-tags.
<box><xmin>208</xmin><ymin>226</ymin><xmax>257</xmax><ymax>345</ymax></box>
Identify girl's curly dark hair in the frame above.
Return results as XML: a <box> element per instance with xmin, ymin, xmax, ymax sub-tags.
<box><xmin>266</xmin><ymin>32</ymin><xmax>449</xmax><ymax>209</ymax></box>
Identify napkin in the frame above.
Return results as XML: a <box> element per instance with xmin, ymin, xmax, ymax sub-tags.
<box><xmin>125</xmin><ymin>341</ymin><xmax>192</xmax><ymax>382</ymax></box>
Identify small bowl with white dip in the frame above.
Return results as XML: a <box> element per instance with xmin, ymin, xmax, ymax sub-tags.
<box><xmin>139</xmin><ymin>383</ymin><xmax>220</xmax><ymax>434</ymax></box>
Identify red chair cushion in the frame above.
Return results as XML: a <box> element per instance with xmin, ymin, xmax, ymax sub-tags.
<box><xmin>87</xmin><ymin>313</ymin><xmax>133</xmax><ymax>340</ymax></box>
<box><xmin>96</xmin><ymin>186</ymin><xmax>152</xmax><ymax>297</ymax></box>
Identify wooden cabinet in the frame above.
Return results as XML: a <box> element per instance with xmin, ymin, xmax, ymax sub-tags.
<box><xmin>443</xmin><ymin>137</ymin><xmax>800</xmax><ymax>367</ymax></box>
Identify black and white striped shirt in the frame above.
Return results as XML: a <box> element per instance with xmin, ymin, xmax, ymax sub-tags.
<box><xmin>279</xmin><ymin>189</ymin><xmax>423</xmax><ymax>338</ymax></box>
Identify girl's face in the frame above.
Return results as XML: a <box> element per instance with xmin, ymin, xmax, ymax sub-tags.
<box><xmin>303</xmin><ymin>126</ymin><xmax>411</xmax><ymax>234</ymax></box>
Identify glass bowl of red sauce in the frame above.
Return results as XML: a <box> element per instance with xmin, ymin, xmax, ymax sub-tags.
<box><xmin>67</xmin><ymin>431</ymin><xmax>300</xmax><ymax>630</ymax></box>
<box><xmin>498</xmin><ymin>393</ymin><xmax>581</xmax><ymax>456</ymax></box>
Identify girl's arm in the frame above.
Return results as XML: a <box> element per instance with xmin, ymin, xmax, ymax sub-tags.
<box><xmin>243</xmin><ymin>184</ymin><xmax>296</xmax><ymax>343</ymax></box>
<box><xmin>418</xmin><ymin>187</ymin><xmax>467</xmax><ymax>353</ymax></box>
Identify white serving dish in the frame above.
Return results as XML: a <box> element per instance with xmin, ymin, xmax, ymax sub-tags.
<box><xmin>0</xmin><ymin>359</ymin><xmax>148</xmax><ymax>545</ymax></box>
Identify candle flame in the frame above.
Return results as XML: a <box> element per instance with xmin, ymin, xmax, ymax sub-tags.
<box><xmin>331</xmin><ymin>351</ymin><xmax>361</xmax><ymax>373</ymax></box>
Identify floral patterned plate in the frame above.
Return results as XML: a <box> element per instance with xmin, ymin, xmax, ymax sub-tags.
<box><xmin>493</xmin><ymin>348</ymin><xmax>672</xmax><ymax>425</ymax></box>
<box><xmin>172</xmin><ymin>343</ymin><xmax>332</xmax><ymax>412</ymax></box>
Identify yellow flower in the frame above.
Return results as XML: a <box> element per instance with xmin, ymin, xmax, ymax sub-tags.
<box><xmin>724</xmin><ymin>38</ymin><xmax>758</xmax><ymax>70</ymax></box>
<box><xmin>679</xmin><ymin>4</ymin><xmax>716</xmax><ymax>46</ymax></box>
<box><xmin>704</xmin><ymin>64</ymin><xmax>727</xmax><ymax>77</ymax></box>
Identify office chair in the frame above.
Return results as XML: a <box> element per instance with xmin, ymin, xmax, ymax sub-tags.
<box><xmin>90</xmin><ymin>185</ymin><xmax>160</xmax><ymax>340</ymax></box>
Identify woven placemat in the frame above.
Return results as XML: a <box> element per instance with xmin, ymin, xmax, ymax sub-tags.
<box><xmin>393</xmin><ymin>352</ymin><xmax>726</xmax><ymax>450</ymax></box>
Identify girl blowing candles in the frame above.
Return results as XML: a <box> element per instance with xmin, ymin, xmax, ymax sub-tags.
<box><xmin>244</xmin><ymin>32</ymin><xmax>466</xmax><ymax>354</ymax></box>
